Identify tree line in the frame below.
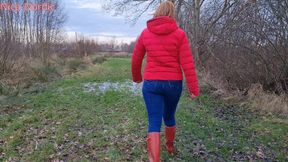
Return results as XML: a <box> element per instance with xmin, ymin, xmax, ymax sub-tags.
<box><xmin>0</xmin><ymin>0</ymin><xmax>135</xmax><ymax>77</ymax></box>
<box><xmin>0</xmin><ymin>0</ymin><xmax>65</xmax><ymax>75</ymax></box>
<box><xmin>55</xmin><ymin>33</ymin><xmax>136</xmax><ymax>57</ymax></box>
<box><xmin>1</xmin><ymin>0</ymin><xmax>287</xmax><ymax>94</ymax></box>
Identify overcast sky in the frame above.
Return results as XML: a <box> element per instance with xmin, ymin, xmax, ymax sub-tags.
<box><xmin>62</xmin><ymin>0</ymin><xmax>152</xmax><ymax>43</ymax></box>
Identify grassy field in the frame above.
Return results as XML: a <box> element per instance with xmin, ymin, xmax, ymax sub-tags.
<box><xmin>0</xmin><ymin>58</ymin><xmax>287</xmax><ymax>161</ymax></box>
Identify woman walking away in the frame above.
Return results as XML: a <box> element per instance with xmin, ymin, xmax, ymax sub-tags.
<box><xmin>131</xmin><ymin>1</ymin><xmax>200</xmax><ymax>161</ymax></box>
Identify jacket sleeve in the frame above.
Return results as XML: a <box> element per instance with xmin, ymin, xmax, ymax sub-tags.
<box><xmin>131</xmin><ymin>32</ymin><xmax>146</xmax><ymax>83</ymax></box>
<box><xmin>179</xmin><ymin>32</ymin><xmax>200</xmax><ymax>96</ymax></box>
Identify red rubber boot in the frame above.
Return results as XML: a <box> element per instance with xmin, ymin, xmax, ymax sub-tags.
<box><xmin>147</xmin><ymin>132</ymin><xmax>160</xmax><ymax>162</ymax></box>
<box><xmin>165</xmin><ymin>126</ymin><xmax>176</xmax><ymax>154</ymax></box>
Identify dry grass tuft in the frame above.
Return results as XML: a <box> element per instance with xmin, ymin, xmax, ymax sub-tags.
<box><xmin>201</xmin><ymin>72</ymin><xmax>288</xmax><ymax>115</ymax></box>
<box><xmin>247</xmin><ymin>83</ymin><xmax>288</xmax><ymax>114</ymax></box>
<box><xmin>201</xmin><ymin>71</ymin><xmax>241</xmax><ymax>98</ymax></box>
<box><xmin>1</xmin><ymin>55</ymin><xmax>89</xmax><ymax>91</ymax></box>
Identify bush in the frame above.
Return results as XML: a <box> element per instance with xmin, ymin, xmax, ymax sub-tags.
<box><xmin>0</xmin><ymin>81</ymin><xmax>9</xmax><ymax>95</ymax></box>
<box><xmin>49</xmin><ymin>55</ymin><xmax>66</xmax><ymax>67</ymax></box>
<box><xmin>92</xmin><ymin>56</ymin><xmax>107</xmax><ymax>64</ymax></box>
<box><xmin>248</xmin><ymin>84</ymin><xmax>288</xmax><ymax>114</ymax></box>
<box><xmin>67</xmin><ymin>59</ymin><xmax>87</xmax><ymax>71</ymax></box>
<box><xmin>31</xmin><ymin>66</ymin><xmax>59</xmax><ymax>82</ymax></box>
<box><xmin>0</xmin><ymin>80</ymin><xmax>19</xmax><ymax>96</ymax></box>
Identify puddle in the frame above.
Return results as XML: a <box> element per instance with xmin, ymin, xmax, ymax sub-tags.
<box><xmin>83</xmin><ymin>80</ymin><xmax>142</xmax><ymax>96</ymax></box>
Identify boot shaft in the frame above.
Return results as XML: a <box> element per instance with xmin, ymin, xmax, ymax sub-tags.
<box><xmin>165</xmin><ymin>126</ymin><xmax>176</xmax><ymax>154</ymax></box>
<box><xmin>147</xmin><ymin>132</ymin><xmax>160</xmax><ymax>162</ymax></box>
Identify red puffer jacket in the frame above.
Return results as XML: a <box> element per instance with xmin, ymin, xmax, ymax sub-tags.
<box><xmin>131</xmin><ymin>16</ymin><xmax>199</xmax><ymax>96</ymax></box>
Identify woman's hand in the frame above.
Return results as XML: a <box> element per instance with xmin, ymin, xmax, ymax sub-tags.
<box><xmin>189</xmin><ymin>93</ymin><xmax>197</xmax><ymax>100</ymax></box>
<box><xmin>134</xmin><ymin>80</ymin><xmax>142</xmax><ymax>83</ymax></box>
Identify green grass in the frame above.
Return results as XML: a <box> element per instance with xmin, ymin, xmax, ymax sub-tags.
<box><xmin>1</xmin><ymin>58</ymin><xmax>287</xmax><ymax>161</ymax></box>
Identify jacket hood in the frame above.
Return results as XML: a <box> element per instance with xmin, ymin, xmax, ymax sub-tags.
<box><xmin>147</xmin><ymin>16</ymin><xmax>178</xmax><ymax>35</ymax></box>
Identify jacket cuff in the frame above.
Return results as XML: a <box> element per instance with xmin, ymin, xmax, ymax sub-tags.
<box><xmin>133</xmin><ymin>76</ymin><xmax>142</xmax><ymax>83</ymax></box>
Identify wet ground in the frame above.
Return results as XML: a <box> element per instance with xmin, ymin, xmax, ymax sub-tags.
<box><xmin>82</xmin><ymin>80</ymin><xmax>142</xmax><ymax>96</ymax></box>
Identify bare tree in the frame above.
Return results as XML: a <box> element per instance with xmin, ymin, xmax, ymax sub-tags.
<box><xmin>0</xmin><ymin>0</ymin><xmax>66</xmax><ymax>76</ymax></box>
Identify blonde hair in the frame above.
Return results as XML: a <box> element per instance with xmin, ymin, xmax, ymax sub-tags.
<box><xmin>154</xmin><ymin>1</ymin><xmax>175</xmax><ymax>18</ymax></box>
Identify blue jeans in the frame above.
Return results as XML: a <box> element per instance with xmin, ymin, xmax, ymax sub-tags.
<box><xmin>142</xmin><ymin>80</ymin><xmax>183</xmax><ymax>132</ymax></box>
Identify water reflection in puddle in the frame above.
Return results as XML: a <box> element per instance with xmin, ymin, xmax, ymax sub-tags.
<box><xmin>83</xmin><ymin>80</ymin><xmax>142</xmax><ymax>96</ymax></box>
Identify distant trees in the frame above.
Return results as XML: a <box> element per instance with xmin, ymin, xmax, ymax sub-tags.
<box><xmin>54</xmin><ymin>34</ymin><xmax>136</xmax><ymax>57</ymax></box>
<box><xmin>106</xmin><ymin>0</ymin><xmax>288</xmax><ymax>94</ymax></box>
<box><xmin>0</xmin><ymin>0</ymin><xmax>66</xmax><ymax>76</ymax></box>
<box><xmin>120</xmin><ymin>41</ymin><xmax>136</xmax><ymax>53</ymax></box>
<box><xmin>0</xmin><ymin>0</ymin><xmax>137</xmax><ymax>77</ymax></box>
